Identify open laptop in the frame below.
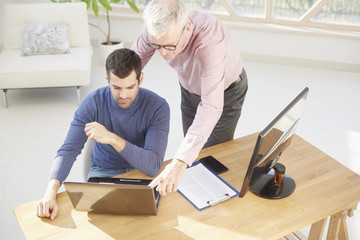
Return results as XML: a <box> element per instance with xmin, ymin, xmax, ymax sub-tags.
<box><xmin>63</xmin><ymin>177</ymin><xmax>161</xmax><ymax>215</ymax></box>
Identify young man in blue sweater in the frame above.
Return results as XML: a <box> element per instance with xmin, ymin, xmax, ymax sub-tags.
<box><xmin>34</xmin><ymin>48</ymin><xmax>170</xmax><ymax>220</ymax></box>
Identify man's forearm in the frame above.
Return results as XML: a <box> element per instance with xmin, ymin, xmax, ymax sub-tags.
<box><xmin>85</xmin><ymin>122</ymin><xmax>126</xmax><ymax>153</ymax></box>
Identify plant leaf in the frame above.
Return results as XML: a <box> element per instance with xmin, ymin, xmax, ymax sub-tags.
<box><xmin>98</xmin><ymin>0</ymin><xmax>112</xmax><ymax>11</ymax></box>
<box><xmin>82</xmin><ymin>0</ymin><xmax>91</xmax><ymax>9</ymax></box>
<box><xmin>125</xmin><ymin>0</ymin><xmax>139</xmax><ymax>13</ymax></box>
<box><xmin>92</xmin><ymin>0</ymin><xmax>99</xmax><ymax>16</ymax></box>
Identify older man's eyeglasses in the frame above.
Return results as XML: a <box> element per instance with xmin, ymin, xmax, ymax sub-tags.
<box><xmin>146</xmin><ymin>26</ymin><xmax>186</xmax><ymax>51</ymax></box>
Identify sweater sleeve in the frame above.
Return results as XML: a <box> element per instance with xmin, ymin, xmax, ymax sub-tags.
<box><xmin>49</xmin><ymin>98</ymin><xmax>95</xmax><ymax>183</ymax></box>
<box><xmin>119</xmin><ymin>101</ymin><xmax>170</xmax><ymax>177</ymax></box>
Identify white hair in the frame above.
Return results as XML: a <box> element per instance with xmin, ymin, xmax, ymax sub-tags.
<box><xmin>143</xmin><ymin>0</ymin><xmax>189</xmax><ymax>39</ymax></box>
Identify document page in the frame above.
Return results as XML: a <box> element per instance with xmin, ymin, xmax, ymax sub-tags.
<box><xmin>178</xmin><ymin>162</ymin><xmax>238</xmax><ymax>210</ymax></box>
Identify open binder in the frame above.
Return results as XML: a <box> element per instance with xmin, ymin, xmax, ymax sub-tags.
<box><xmin>177</xmin><ymin>161</ymin><xmax>239</xmax><ymax>210</ymax></box>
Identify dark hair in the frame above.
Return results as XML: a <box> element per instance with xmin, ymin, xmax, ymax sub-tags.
<box><xmin>106</xmin><ymin>48</ymin><xmax>142</xmax><ymax>82</ymax></box>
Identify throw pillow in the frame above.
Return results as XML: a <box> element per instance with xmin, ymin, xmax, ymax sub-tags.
<box><xmin>21</xmin><ymin>23</ymin><xmax>70</xmax><ymax>56</ymax></box>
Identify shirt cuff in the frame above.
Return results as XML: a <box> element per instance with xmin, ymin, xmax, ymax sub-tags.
<box><xmin>174</xmin><ymin>132</ymin><xmax>207</xmax><ymax>166</ymax></box>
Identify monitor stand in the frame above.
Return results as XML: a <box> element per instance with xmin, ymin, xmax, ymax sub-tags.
<box><xmin>250</xmin><ymin>163</ymin><xmax>296</xmax><ymax>199</ymax></box>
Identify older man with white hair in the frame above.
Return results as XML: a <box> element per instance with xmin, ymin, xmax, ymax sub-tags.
<box><xmin>132</xmin><ymin>0</ymin><xmax>248</xmax><ymax>196</ymax></box>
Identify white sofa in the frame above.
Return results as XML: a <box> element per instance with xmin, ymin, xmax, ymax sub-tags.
<box><xmin>0</xmin><ymin>2</ymin><xmax>92</xmax><ymax>108</ymax></box>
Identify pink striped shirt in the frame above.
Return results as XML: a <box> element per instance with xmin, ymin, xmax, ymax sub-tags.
<box><xmin>132</xmin><ymin>9</ymin><xmax>243</xmax><ymax>165</ymax></box>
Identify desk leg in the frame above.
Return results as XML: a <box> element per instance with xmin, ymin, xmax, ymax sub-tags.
<box><xmin>337</xmin><ymin>205</ymin><xmax>358</xmax><ymax>240</ymax></box>
<box><xmin>308</xmin><ymin>205</ymin><xmax>357</xmax><ymax>240</ymax></box>
<box><xmin>308</xmin><ymin>218</ymin><xmax>327</xmax><ymax>240</ymax></box>
<box><xmin>338</xmin><ymin>217</ymin><xmax>349</xmax><ymax>240</ymax></box>
<box><xmin>326</xmin><ymin>209</ymin><xmax>349</xmax><ymax>240</ymax></box>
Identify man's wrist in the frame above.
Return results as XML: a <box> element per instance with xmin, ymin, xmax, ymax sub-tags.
<box><xmin>173</xmin><ymin>158</ymin><xmax>188</xmax><ymax>169</ymax></box>
<box><xmin>45</xmin><ymin>179</ymin><xmax>60</xmax><ymax>200</ymax></box>
<box><xmin>110</xmin><ymin>133</ymin><xmax>126</xmax><ymax>153</ymax></box>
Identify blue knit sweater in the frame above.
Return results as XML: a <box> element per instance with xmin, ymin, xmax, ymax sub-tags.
<box><xmin>49</xmin><ymin>87</ymin><xmax>170</xmax><ymax>183</ymax></box>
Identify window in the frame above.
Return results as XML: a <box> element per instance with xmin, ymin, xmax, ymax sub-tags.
<box><xmin>111</xmin><ymin>0</ymin><xmax>359</xmax><ymax>36</ymax></box>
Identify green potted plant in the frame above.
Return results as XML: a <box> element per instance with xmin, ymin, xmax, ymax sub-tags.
<box><xmin>52</xmin><ymin>0</ymin><xmax>139</xmax><ymax>63</ymax></box>
<box><xmin>82</xmin><ymin>0</ymin><xmax>139</xmax><ymax>63</ymax></box>
<box><xmin>82</xmin><ymin>0</ymin><xmax>139</xmax><ymax>46</ymax></box>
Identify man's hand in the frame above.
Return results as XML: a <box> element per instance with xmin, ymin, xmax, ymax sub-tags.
<box><xmin>149</xmin><ymin>159</ymin><xmax>187</xmax><ymax>195</ymax></box>
<box><xmin>84</xmin><ymin>122</ymin><xmax>125</xmax><ymax>152</ymax></box>
<box><xmin>34</xmin><ymin>198</ymin><xmax>58</xmax><ymax>220</ymax></box>
<box><xmin>84</xmin><ymin>122</ymin><xmax>111</xmax><ymax>144</ymax></box>
<box><xmin>34</xmin><ymin>179</ymin><xmax>60</xmax><ymax>220</ymax></box>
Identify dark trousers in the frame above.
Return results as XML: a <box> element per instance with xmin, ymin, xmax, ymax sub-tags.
<box><xmin>180</xmin><ymin>68</ymin><xmax>248</xmax><ymax>148</ymax></box>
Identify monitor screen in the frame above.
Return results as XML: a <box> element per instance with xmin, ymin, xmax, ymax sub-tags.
<box><xmin>239</xmin><ymin>87</ymin><xmax>309</xmax><ymax>199</ymax></box>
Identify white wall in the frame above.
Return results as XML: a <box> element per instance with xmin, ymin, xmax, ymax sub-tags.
<box><xmin>89</xmin><ymin>14</ymin><xmax>360</xmax><ymax>72</ymax></box>
<box><xmin>229</xmin><ymin>27</ymin><xmax>360</xmax><ymax>65</ymax></box>
<box><xmin>0</xmin><ymin>0</ymin><xmax>42</xmax><ymax>47</ymax></box>
<box><xmin>1</xmin><ymin>0</ymin><xmax>359</xmax><ymax>72</ymax></box>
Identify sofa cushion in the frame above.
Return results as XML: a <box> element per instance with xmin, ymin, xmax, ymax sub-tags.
<box><xmin>21</xmin><ymin>23</ymin><xmax>70</xmax><ymax>56</ymax></box>
<box><xmin>0</xmin><ymin>47</ymin><xmax>92</xmax><ymax>89</ymax></box>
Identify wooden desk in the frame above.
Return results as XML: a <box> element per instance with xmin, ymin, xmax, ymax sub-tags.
<box><xmin>14</xmin><ymin>133</ymin><xmax>360</xmax><ymax>240</ymax></box>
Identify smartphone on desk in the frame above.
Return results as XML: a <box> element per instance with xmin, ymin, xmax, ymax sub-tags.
<box><xmin>199</xmin><ymin>155</ymin><xmax>228</xmax><ymax>174</ymax></box>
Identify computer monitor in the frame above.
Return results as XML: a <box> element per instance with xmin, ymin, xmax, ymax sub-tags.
<box><xmin>239</xmin><ymin>87</ymin><xmax>309</xmax><ymax>199</ymax></box>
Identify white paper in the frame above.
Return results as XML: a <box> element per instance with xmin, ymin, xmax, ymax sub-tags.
<box><xmin>178</xmin><ymin>163</ymin><xmax>237</xmax><ymax>210</ymax></box>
